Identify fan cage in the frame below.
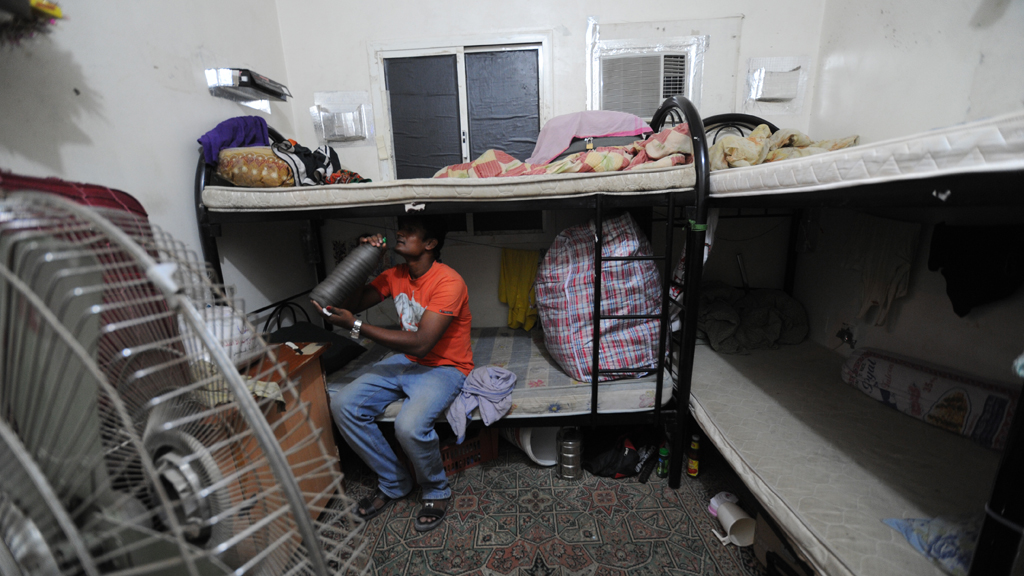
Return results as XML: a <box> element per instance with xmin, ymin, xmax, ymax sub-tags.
<box><xmin>0</xmin><ymin>192</ymin><xmax>369</xmax><ymax>575</ymax></box>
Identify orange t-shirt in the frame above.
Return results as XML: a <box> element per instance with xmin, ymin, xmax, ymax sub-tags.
<box><xmin>370</xmin><ymin>262</ymin><xmax>474</xmax><ymax>375</ymax></box>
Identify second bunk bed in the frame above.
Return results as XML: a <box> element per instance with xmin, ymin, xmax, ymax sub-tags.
<box><xmin>690</xmin><ymin>110</ymin><xmax>1024</xmax><ymax>576</ymax></box>
<box><xmin>196</xmin><ymin>98</ymin><xmax>1024</xmax><ymax>575</ymax></box>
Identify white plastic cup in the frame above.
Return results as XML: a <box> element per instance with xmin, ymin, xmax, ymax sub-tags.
<box><xmin>499</xmin><ymin>427</ymin><xmax>558</xmax><ymax>466</ymax></box>
<box><xmin>712</xmin><ymin>502</ymin><xmax>755</xmax><ymax>547</ymax></box>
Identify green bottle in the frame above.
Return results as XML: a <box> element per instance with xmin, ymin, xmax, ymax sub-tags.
<box><xmin>655</xmin><ymin>446</ymin><xmax>670</xmax><ymax>478</ymax></box>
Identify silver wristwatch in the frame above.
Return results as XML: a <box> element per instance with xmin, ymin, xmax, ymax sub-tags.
<box><xmin>349</xmin><ymin>319</ymin><xmax>362</xmax><ymax>340</ymax></box>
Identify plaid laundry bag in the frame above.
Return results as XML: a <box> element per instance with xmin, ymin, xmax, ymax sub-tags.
<box><xmin>535</xmin><ymin>212</ymin><xmax>662</xmax><ymax>383</ymax></box>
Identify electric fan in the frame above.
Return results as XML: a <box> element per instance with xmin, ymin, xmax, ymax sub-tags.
<box><xmin>0</xmin><ymin>192</ymin><xmax>369</xmax><ymax>575</ymax></box>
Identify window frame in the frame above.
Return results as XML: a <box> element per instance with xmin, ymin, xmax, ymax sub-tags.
<box><xmin>368</xmin><ymin>33</ymin><xmax>553</xmax><ymax>182</ymax></box>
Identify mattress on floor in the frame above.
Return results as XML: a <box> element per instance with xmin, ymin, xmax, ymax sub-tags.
<box><xmin>709</xmin><ymin>110</ymin><xmax>1024</xmax><ymax>197</ymax></box>
<box><xmin>202</xmin><ymin>163</ymin><xmax>695</xmax><ymax>212</ymax></box>
<box><xmin>325</xmin><ymin>326</ymin><xmax>672</xmax><ymax>422</ymax></box>
<box><xmin>689</xmin><ymin>341</ymin><xmax>1003</xmax><ymax>576</ymax></box>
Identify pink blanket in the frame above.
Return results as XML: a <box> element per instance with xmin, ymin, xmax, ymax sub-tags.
<box><xmin>526</xmin><ymin>110</ymin><xmax>653</xmax><ymax>165</ymax></box>
<box><xmin>434</xmin><ymin>123</ymin><xmax>693</xmax><ymax>179</ymax></box>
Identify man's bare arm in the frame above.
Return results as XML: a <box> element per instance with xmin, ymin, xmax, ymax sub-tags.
<box><xmin>311</xmin><ymin>302</ymin><xmax>453</xmax><ymax>358</ymax></box>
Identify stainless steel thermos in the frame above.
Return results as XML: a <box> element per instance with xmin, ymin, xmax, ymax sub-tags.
<box><xmin>556</xmin><ymin>427</ymin><xmax>583</xmax><ymax>480</ymax></box>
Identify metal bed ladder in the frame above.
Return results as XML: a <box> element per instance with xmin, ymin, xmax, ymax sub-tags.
<box><xmin>586</xmin><ymin>96</ymin><xmax>710</xmax><ymax>489</ymax></box>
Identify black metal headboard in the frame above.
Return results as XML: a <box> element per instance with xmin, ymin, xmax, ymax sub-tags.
<box><xmin>702</xmin><ymin>113</ymin><xmax>779</xmax><ymax>143</ymax></box>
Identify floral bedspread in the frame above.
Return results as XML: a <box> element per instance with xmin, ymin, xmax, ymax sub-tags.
<box><xmin>433</xmin><ymin>123</ymin><xmax>694</xmax><ymax>178</ymax></box>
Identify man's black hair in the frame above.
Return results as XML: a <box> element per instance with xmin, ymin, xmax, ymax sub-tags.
<box><xmin>396</xmin><ymin>215</ymin><xmax>448</xmax><ymax>261</ymax></box>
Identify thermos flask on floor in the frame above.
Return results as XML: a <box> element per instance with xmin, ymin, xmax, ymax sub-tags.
<box><xmin>556</xmin><ymin>427</ymin><xmax>583</xmax><ymax>480</ymax></box>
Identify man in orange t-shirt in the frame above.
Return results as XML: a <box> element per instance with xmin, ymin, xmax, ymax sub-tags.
<box><xmin>315</xmin><ymin>215</ymin><xmax>471</xmax><ymax>533</ymax></box>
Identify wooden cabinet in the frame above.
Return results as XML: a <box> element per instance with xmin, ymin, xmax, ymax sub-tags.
<box><xmin>244</xmin><ymin>343</ymin><xmax>343</xmax><ymax>518</ymax></box>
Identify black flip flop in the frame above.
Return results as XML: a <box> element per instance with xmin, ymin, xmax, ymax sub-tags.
<box><xmin>356</xmin><ymin>489</ymin><xmax>403</xmax><ymax>521</ymax></box>
<box><xmin>413</xmin><ymin>499</ymin><xmax>449</xmax><ymax>532</ymax></box>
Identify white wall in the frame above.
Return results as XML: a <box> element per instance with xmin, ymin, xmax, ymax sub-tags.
<box><xmin>793</xmin><ymin>0</ymin><xmax>1024</xmax><ymax>384</ymax></box>
<box><xmin>809</xmin><ymin>0</ymin><xmax>1024</xmax><ymax>142</ymax></box>
<box><xmin>275</xmin><ymin>1</ymin><xmax>829</xmax><ymax>183</ymax></box>
<box><xmin>273</xmin><ymin>0</ymin><xmax>828</xmax><ymax>325</ymax></box>
<box><xmin>0</xmin><ymin>0</ymin><xmax>325</xmax><ymax>318</ymax></box>
<box><xmin>4</xmin><ymin>1</ymin><xmax>1021</xmax><ymax>333</ymax></box>
<box><xmin>793</xmin><ymin>207</ymin><xmax>1024</xmax><ymax>385</ymax></box>
<box><xmin>0</xmin><ymin>0</ymin><xmax>827</xmax><ymax>322</ymax></box>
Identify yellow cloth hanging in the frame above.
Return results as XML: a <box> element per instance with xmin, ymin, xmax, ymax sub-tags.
<box><xmin>498</xmin><ymin>248</ymin><xmax>539</xmax><ymax>331</ymax></box>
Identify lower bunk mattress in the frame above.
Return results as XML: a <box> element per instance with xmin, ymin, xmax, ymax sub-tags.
<box><xmin>325</xmin><ymin>326</ymin><xmax>671</xmax><ymax>422</ymax></box>
<box><xmin>689</xmin><ymin>341</ymin><xmax>1004</xmax><ymax>576</ymax></box>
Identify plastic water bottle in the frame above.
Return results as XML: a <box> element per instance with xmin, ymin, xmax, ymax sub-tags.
<box><xmin>655</xmin><ymin>446</ymin><xmax>670</xmax><ymax>478</ymax></box>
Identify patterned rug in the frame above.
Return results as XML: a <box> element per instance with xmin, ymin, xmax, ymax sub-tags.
<box><xmin>330</xmin><ymin>435</ymin><xmax>767</xmax><ymax>576</ymax></box>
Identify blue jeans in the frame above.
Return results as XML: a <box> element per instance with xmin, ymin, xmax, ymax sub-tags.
<box><xmin>328</xmin><ymin>354</ymin><xmax>465</xmax><ymax>500</ymax></box>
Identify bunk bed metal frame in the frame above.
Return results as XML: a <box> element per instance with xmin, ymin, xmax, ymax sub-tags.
<box><xmin>697</xmin><ymin>113</ymin><xmax>1024</xmax><ymax>576</ymax></box>
<box><xmin>195</xmin><ymin>102</ymin><xmax>1023</xmax><ymax>574</ymax></box>
<box><xmin>195</xmin><ymin>97</ymin><xmax>710</xmax><ymax>490</ymax></box>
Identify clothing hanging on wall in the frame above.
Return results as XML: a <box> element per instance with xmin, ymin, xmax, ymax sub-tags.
<box><xmin>928</xmin><ymin>222</ymin><xmax>1024</xmax><ymax>317</ymax></box>
<box><xmin>842</xmin><ymin>212</ymin><xmax>922</xmax><ymax>326</ymax></box>
<box><xmin>498</xmin><ymin>248</ymin><xmax>539</xmax><ymax>331</ymax></box>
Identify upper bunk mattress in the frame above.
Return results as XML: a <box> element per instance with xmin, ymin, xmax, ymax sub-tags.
<box><xmin>690</xmin><ymin>341</ymin><xmax>1003</xmax><ymax>576</ymax></box>
<box><xmin>202</xmin><ymin>163</ymin><xmax>695</xmax><ymax>212</ymax></box>
<box><xmin>709</xmin><ymin>110</ymin><xmax>1024</xmax><ymax>197</ymax></box>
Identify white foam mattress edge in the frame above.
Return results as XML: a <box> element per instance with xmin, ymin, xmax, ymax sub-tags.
<box><xmin>689</xmin><ymin>392</ymin><xmax>856</xmax><ymax>576</ymax></box>
<box><xmin>202</xmin><ymin>163</ymin><xmax>696</xmax><ymax>212</ymax></box>
<box><xmin>710</xmin><ymin>110</ymin><xmax>1024</xmax><ymax>197</ymax></box>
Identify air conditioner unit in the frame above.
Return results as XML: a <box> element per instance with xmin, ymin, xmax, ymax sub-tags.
<box><xmin>601</xmin><ymin>53</ymin><xmax>688</xmax><ymax>120</ymax></box>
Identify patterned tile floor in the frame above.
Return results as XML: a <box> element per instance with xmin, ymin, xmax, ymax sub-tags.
<box><xmin>332</xmin><ymin>432</ymin><xmax>768</xmax><ymax>576</ymax></box>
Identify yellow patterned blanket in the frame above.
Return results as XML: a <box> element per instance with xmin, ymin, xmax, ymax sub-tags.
<box><xmin>709</xmin><ymin>124</ymin><xmax>859</xmax><ymax>171</ymax></box>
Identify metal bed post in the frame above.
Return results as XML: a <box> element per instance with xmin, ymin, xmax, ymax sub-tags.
<box><xmin>589</xmin><ymin>195</ymin><xmax>604</xmax><ymax>421</ymax></box>
<box><xmin>653</xmin><ymin>193</ymin><xmax>676</xmax><ymax>421</ymax></box>
<box><xmin>969</xmin><ymin>403</ymin><xmax>1024</xmax><ymax>575</ymax></box>
<box><xmin>669</xmin><ymin>98</ymin><xmax>710</xmax><ymax>489</ymax></box>
<box><xmin>194</xmin><ymin>152</ymin><xmax>225</xmax><ymax>285</ymax></box>
<box><xmin>784</xmin><ymin>208</ymin><xmax>802</xmax><ymax>296</ymax></box>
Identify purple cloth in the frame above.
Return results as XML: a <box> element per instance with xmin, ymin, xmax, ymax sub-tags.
<box><xmin>526</xmin><ymin>110</ymin><xmax>652</xmax><ymax>165</ymax></box>
<box><xmin>198</xmin><ymin>116</ymin><xmax>270</xmax><ymax>165</ymax></box>
<box><xmin>445</xmin><ymin>366</ymin><xmax>516</xmax><ymax>444</ymax></box>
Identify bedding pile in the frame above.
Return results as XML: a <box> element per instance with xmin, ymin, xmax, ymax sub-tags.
<box><xmin>432</xmin><ymin>122</ymin><xmax>694</xmax><ymax>178</ymax></box>
<box><xmin>709</xmin><ymin>124</ymin><xmax>859</xmax><ymax>171</ymax></box>
<box><xmin>697</xmin><ymin>281</ymin><xmax>809</xmax><ymax>354</ymax></box>
<box><xmin>535</xmin><ymin>212</ymin><xmax>662</xmax><ymax>383</ymax></box>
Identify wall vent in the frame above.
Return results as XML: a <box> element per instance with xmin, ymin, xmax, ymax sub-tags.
<box><xmin>601</xmin><ymin>53</ymin><xmax>687</xmax><ymax>119</ymax></box>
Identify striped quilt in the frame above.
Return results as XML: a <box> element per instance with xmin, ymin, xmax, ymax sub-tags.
<box><xmin>534</xmin><ymin>212</ymin><xmax>662</xmax><ymax>383</ymax></box>
<box><xmin>324</xmin><ymin>327</ymin><xmax>669</xmax><ymax>422</ymax></box>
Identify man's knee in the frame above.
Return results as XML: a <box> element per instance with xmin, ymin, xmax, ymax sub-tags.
<box><xmin>394</xmin><ymin>414</ymin><xmax>434</xmax><ymax>447</ymax></box>
<box><xmin>329</xmin><ymin>387</ymin><xmax>362</xmax><ymax>426</ymax></box>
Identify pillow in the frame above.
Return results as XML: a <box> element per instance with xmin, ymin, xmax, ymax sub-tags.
<box><xmin>216</xmin><ymin>146</ymin><xmax>294</xmax><ymax>187</ymax></box>
<box><xmin>841</xmin><ymin>348</ymin><xmax>1019</xmax><ymax>450</ymax></box>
